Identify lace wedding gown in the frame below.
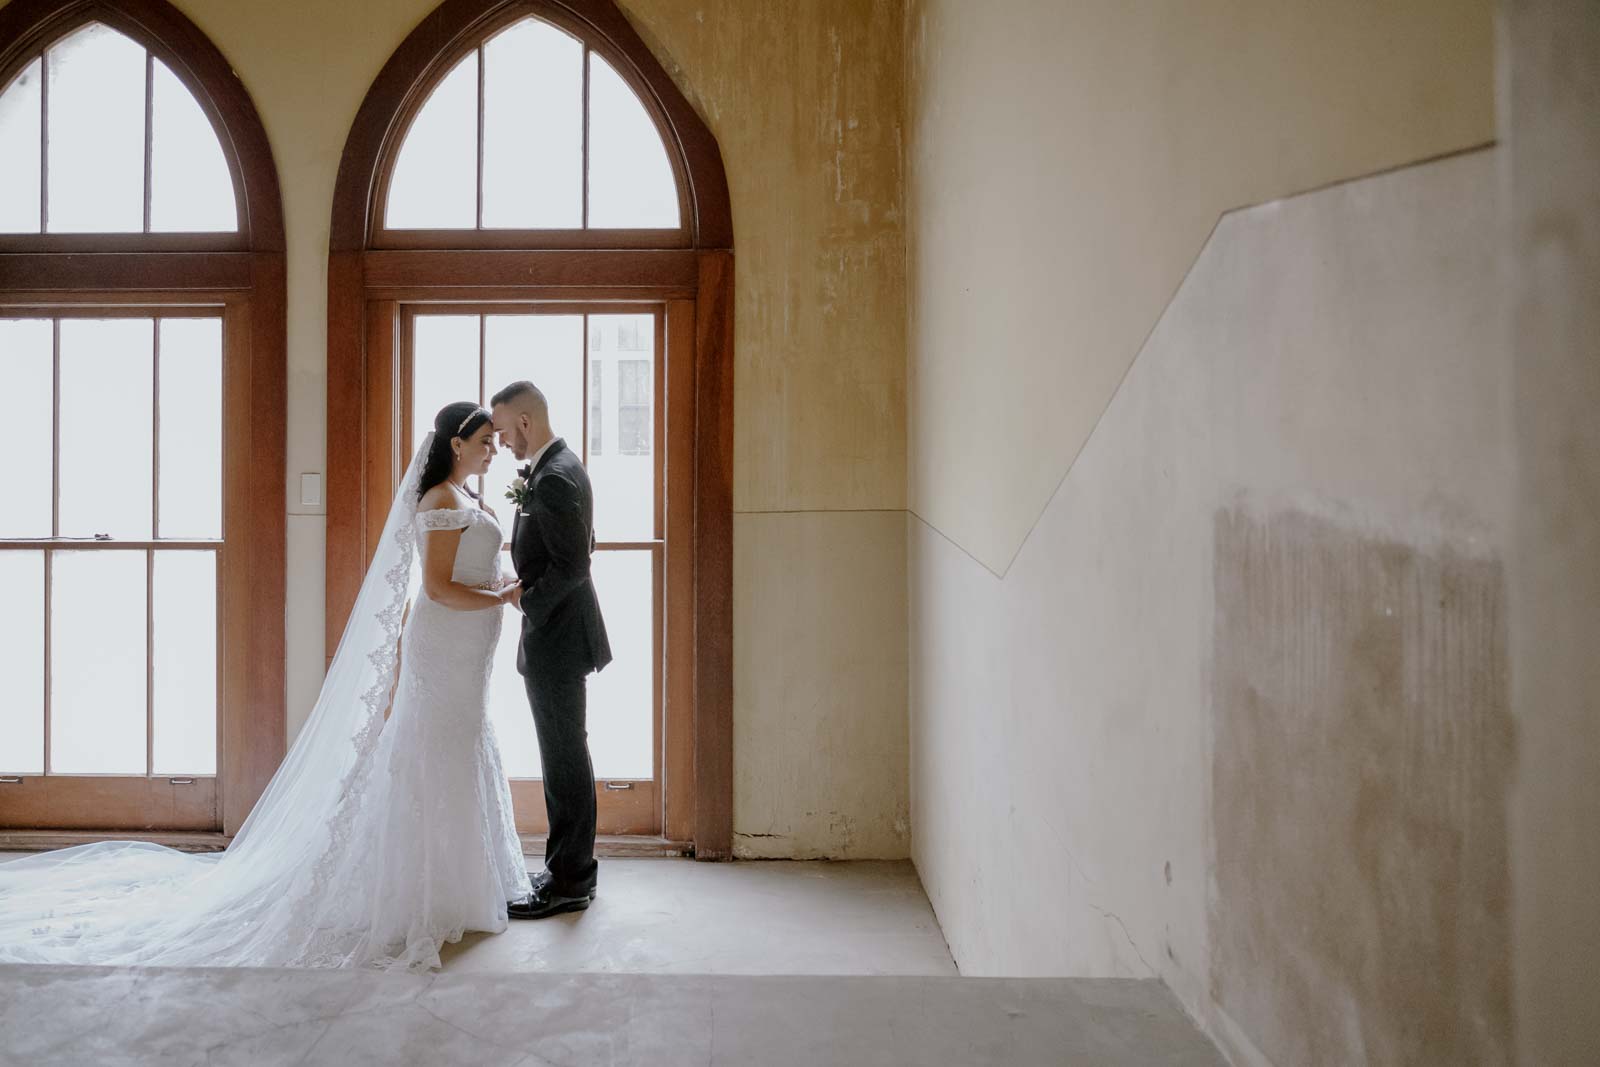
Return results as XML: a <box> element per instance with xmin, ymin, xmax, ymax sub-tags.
<box><xmin>0</xmin><ymin>434</ymin><xmax>531</xmax><ymax>971</ymax></box>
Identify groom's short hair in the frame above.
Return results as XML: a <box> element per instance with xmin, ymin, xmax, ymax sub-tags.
<box><xmin>491</xmin><ymin>380</ymin><xmax>546</xmax><ymax>412</ymax></box>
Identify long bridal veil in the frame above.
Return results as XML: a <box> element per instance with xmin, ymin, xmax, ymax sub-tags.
<box><xmin>0</xmin><ymin>435</ymin><xmax>437</xmax><ymax>968</ymax></box>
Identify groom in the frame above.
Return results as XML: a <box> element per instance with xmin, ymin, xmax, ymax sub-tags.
<box><xmin>490</xmin><ymin>380</ymin><xmax>612</xmax><ymax>919</ymax></box>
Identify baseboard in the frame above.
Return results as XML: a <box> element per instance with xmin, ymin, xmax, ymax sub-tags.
<box><xmin>0</xmin><ymin>830</ymin><xmax>228</xmax><ymax>853</ymax></box>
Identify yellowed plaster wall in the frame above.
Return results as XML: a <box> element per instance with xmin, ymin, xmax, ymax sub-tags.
<box><xmin>905</xmin><ymin>0</ymin><xmax>1496</xmax><ymax>574</ymax></box>
<box><xmin>0</xmin><ymin>0</ymin><xmax>910</xmax><ymax>858</ymax></box>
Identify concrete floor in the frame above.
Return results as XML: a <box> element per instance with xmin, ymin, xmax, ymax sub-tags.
<box><xmin>0</xmin><ymin>854</ymin><xmax>1225</xmax><ymax>1064</ymax></box>
<box><xmin>441</xmin><ymin>858</ymin><xmax>957</xmax><ymax>975</ymax></box>
<box><xmin>0</xmin><ymin>966</ymin><xmax>1225</xmax><ymax>1066</ymax></box>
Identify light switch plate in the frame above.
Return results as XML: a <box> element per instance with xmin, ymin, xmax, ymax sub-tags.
<box><xmin>300</xmin><ymin>473</ymin><xmax>323</xmax><ymax>507</ymax></box>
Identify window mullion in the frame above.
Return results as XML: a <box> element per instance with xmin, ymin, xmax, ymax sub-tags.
<box><xmin>142</xmin><ymin>50</ymin><xmax>154</xmax><ymax>234</ymax></box>
<box><xmin>42</xmin><ymin>550</ymin><xmax>52</xmax><ymax>777</ymax></box>
<box><xmin>581</xmin><ymin>313</ymin><xmax>589</xmax><ymax>464</ymax></box>
<box><xmin>38</xmin><ymin>50</ymin><xmax>48</xmax><ymax>232</ymax></box>
<box><xmin>475</xmin><ymin>45</ymin><xmax>485</xmax><ymax>231</ymax></box>
<box><xmin>51</xmin><ymin>318</ymin><xmax>60</xmax><ymax>539</ymax></box>
<box><xmin>581</xmin><ymin>46</ymin><xmax>590</xmax><ymax>230</ymax></box>
<box><xmin>145</xmin><ymin>548</ymin><xmax>154</xmax><ymax>777</ymax></box>
<box><xmin>477</xmin><ymin>312</ymin><xmax>486</xmax><ymax>498</ymax></box>
<box><xmin>153</xmin><ymin>317</ymin><xmax>161</xmax><ymax>537</ymax></box>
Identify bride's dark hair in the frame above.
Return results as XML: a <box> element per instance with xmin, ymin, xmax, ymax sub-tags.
<box><xmin>416</xmin><ymin>401</ymin><xmax>491</xmax><ymax>501</ymax></box>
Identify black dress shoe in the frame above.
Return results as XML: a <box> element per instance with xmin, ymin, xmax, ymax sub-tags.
<box><xmin>508</xmin><ymin>882</ymin><xmax>591</xmax><ymax>920</ymax></box>
<box><xmin>524</xmin><ymin>868</ymin><xmax>596</xmax><ymax>900</ymax></box>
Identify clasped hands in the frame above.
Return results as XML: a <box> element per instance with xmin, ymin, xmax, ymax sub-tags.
<box><xmin>494</xmin><ymin>576</ymin><xmax>523</xmax><ymax>612</ymax></box>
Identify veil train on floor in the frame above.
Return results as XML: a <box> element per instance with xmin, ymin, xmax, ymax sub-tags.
<box><xmin>0</xmin><ymin>435</ymin><xmax>436</xmax><ymax>968</ymax></box>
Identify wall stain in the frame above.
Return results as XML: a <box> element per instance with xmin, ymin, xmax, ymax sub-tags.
<box><xmin>1210</xmin><ymin>504</ymin><xmax>1514</xmax><ymax>1065</ymax></box>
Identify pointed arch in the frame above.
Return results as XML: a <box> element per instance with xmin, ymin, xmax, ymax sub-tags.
<box><xmin>327</xmin><ymin>0</ymin><xmax>732</xmax><ymax>859</ymax></box>
<box><xmin>329</xmin><ymin>0</ymin><xmax>729</xmax><ymax>252</ymax></box>
<box><xmin>0</xmin><ymin>0</ymin><xmax>285</xmax><ymax>845</ymax></box>
<box><xmin>0</xmin><ymin>0</ymin><xmax>284</xmax><ymax>252</ymax></box>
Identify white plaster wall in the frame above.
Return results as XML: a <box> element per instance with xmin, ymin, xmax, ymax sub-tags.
<box><xmin>1504</xmin><ymin>1</ymin><xmax>1600</xmax><ymax>1062</ymax></box>
<box><xmin>904</xmin><ymin>0</ymin><xmax>1496</xmax><ymax>575</ymax></box>
<box><xmin>910</xmin><ymin>150</ymin><xmax>1508</xmax><ymax>1060</ymax></box>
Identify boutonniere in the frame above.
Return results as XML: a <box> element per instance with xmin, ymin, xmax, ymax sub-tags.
<box><xmin>506</xmin><ymin>464</ymin><xmax>535</xmax><ymax>510</ymax></box>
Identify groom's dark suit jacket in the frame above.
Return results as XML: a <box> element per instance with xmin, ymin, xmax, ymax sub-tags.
<box><xmin>510</xmin><ymin>438</ymin><xmax>612</xmax><ymax>678</ymax></box>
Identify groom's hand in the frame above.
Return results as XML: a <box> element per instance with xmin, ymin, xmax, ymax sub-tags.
<box><xmin>499</xmin><ymin>581</ymin><xmax>524</xmax><ymax>612</ymax></box>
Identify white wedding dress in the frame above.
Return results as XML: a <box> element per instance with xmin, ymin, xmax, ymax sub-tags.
<box><xmin>0</xmin><ymin>434</ymin><xmax>532</xmax><ymax>971</ymax></box>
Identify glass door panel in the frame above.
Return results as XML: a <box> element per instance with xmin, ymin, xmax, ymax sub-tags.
<box><xmin>405</xmin><ymin>306</ymin><xmax>663</xmax><ymax>833</ymax></box>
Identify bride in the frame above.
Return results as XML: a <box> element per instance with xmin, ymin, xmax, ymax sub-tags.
<box><xmin>0</xmin><ymin>402</ymin><xmax>532</xmax><ymax>971</ymax></box>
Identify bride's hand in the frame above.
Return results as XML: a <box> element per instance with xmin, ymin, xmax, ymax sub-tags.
<box><xmin>498</xmin><ymin>581</ymin><xmax>523</xmax><ymax>609</ymax></box>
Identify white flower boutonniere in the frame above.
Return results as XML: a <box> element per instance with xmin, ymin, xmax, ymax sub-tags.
<box><xmin>506</xmin><ymin>463</ymin><xmax>535</xmax><ymax>511</ymax></box>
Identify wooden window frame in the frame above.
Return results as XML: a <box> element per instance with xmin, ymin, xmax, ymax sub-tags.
<box><xmin>0</xmin><ymin>0</ymin><xmax>286</xmax><ymax>847</ymax></box>
<box><xmin>327</xmin><ymin>0</ymin><xmax>733</xmax><ymax>859</ymax></box>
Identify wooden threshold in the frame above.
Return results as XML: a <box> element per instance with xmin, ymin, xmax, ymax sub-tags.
<box><xmin>0</xmin><ymin>829</ymin><xmax>227</xmax><ymax>853</ymax></box>
<box><xmin>519</xmin><ymin>834</ymin><xmax>692</xmax><ymax>858</ymax></box>
<box><xmin>0</xmin><ymin>830</ymin><xmax>692</xmax><ymax>859</ymax></box>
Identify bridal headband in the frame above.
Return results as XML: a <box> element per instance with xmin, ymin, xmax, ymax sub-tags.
<box><xmin>457</xmin><ymin>407</ymin><xmax>487</xmax><ymax>435</ymax></box>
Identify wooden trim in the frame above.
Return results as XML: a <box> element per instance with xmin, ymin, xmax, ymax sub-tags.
<box><xmin>325</xmin><ymin>251</ymin><xmax>367</xmax><ymax>652</ymax></box>
<box><xmin>0</xmin><ymin>540</ymin><xmax>222</xmax><ymax>551</ymax></box>
<box><xmin>412</xmin><ymin>299</ymin><xmax>663</xmax><ymax>316</ymax></box>
<box><xmin>0</xmin><ymin>829</ymin><xmax>226</xmax><ymax>853</ymax></box>
<box><xmin>329</xmin><ymin>0</ymin><xmax>729</xmax><ymax>253</ymax></box>
<box><xmin>0</xmin><ymin>253</ymin><xmax>254</xmax><ymax>292</ymax></box>
<box><xmin>223</xmin><ymin>254</ymin><xmax>286</xmax><ymax>834</ymax></box>
<box><xmin>0</xmin><ymin>233</ymin><xmax>251</xmax><ymax>254</ymax></box>
<box><xmin>692</xmin><ymin>250</ymin><xmax>734</xmax><ymax>860</ymax></box>
<box><xmin>372</xmin><ymin>228</ymin><xmax>688</xmax><ymax>251</ymax></box>
<box><xmin>518</xmin><ymin>833</ymin><xmax>689</xmax><ymax>858</ymax></box>
<box><xmin>364</xmin><ymin>249</ymin><xmax>699</xmax><ymax>290</ymax></box>
<box><xmin>0</xmin><ymin>775</ymin><xmax>217</xmax><ymax>830</ymax></box>
<box><xmin>0</xmin><ymin>830</ymin><xmax>689</xmax><ymax>857</ymax></box>
<box><xmin>509</xmin><ymin>780</ymin><xmax>659</xmax><ymax>836</ymax></box>
<box><xmin>0</xmin><ymin>0</ymin><xmax>285</xmax><ymax>251</ymax></box>
<box><xmin>663</xmin><ymin>298</ymin><xmax>695</xmax><ymax>843</ymax></box>
<box><xmin>0</xmin><ymin>293</ymin><xmax>233</xmax><ymax>311</ymax></box>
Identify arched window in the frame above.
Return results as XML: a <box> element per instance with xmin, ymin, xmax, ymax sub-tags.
<box><xmin>328</xmin><ymin>0</ymin><xmax>732</xmax><ymax>858</ymax></box>
<box><xmin>0</xmin><ymin>1</ymin><xmax>285</xmax><ymax>845</ymax></box>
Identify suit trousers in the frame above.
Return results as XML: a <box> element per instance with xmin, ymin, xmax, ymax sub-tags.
<box><xmin>523</xmin><ymin>666</ymin><xmax>598</xmax><ymax>895</ymax></box>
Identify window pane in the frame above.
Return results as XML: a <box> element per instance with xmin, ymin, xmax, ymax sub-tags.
<box><xmin>46</xmin><ymin>23</ymin><xmax>145</xmax><ymax>234</ymax></box>
<box><xmin>483</xmin><ymin>315</ymin><xmax>581</xmax><ymax>514</ymax></box>
<box><xmin>481</xmin><ymin>18</ymin><xmax>582</xmax><ymax>228</ymax></box>
<box><xmin>152</xmin><ymin>550</ymin><xmax>216</xmax><ymax>775</ymax></box>
<box><xmin>157</xmin><ymin>318</ymin><xmax>223</xmax><ymax>538</ymax></box>
<box><xmin>386</xmin><ymin>51</ymin><xmax>477</xmax><ymax>229</ymax></box>
<box><xmin>410</xmin><ymin>314</ymin><xmax>481</xmax><ymax>458</ymax></box>
<box><xmin>0</xmin><ymin>58</ymin><xmax>42</xmax><ymax>234</ymax></box>
<box><xmin>149</xmin><ymin>59</ymin><xmax>237</xmax><ymax>232</ymax></box>
<box><xmin>587</xmin><ymin>52</ymin><xmax>679</xmax><ymax>229</ymax></box>
<box><xmin>490</xmin><ymin>548</ymin><xmax>541</xmax><ymax>778</ymax></box>
<box><xmin>588</xmin><ymin>359</ymin><xmax>602</xmax><ymax>458</ymax></box>
<box><xmin>588</xmin><ymin>549</ymin><xmax>653</xmax><ymax>778</ymax></box>
<box><xmin>0</xmin><ymin>552</ymin><xmax>44</xmax><ymax>774</ymax></box>
<box><xmin>0</xmin><ymin>319</ymin><xmax>53</xmax><ymax>537</ymax></box>
<box><xmin>51</xmin><ymin>550</ymin><xmax>146</xmax><ymax>773</ymax></box>
<box><xmin>59</xmin><ymin>319</ymin><xmax>153</xmax><ymax>539</ymax></box>
<box><xmin>588</xmin><ymin>316</ymin><xmax>654</xmax><ymax>541</ymax></box>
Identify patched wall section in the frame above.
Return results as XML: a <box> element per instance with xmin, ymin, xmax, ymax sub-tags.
<box><xmin>1212</xmin><ymin>505</ymin><xmax>1513</xmax><ymax>1065</ymax></box>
